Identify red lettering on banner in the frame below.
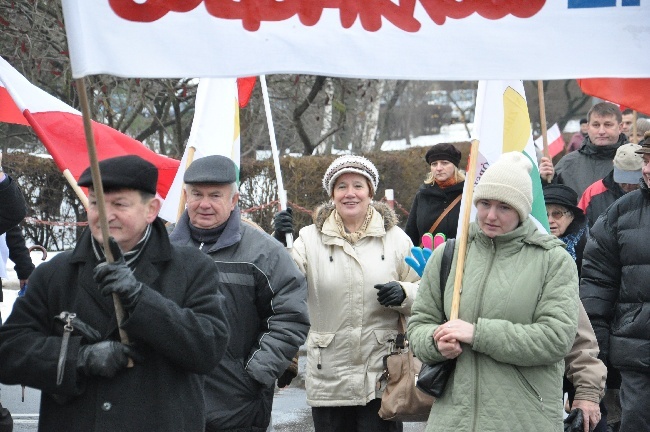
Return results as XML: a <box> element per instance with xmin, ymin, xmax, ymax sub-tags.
<box><xmin>108</xmin><ymin>0</ymin><xmax>545</xmax><ymax>31</ymax></box>
<box><xmin>419</xmin><ymin>0</ymin><xmax>546</xmax><ymax>25</ymax></box>
<box><xmin>109</xmin><ymin>0</ymin><xmax>202</xmax><ymax>22</ymax></box>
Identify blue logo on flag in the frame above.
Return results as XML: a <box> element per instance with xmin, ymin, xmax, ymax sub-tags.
<box><xmin>569</xmin><ymin>0</ymin><xmax>640</xmax><ymax>7</ymax></box>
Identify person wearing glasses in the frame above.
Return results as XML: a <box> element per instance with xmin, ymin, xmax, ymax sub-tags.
<box><xmin>404</xmin><ymin>143</ymin><xmax>465</xmax><ymax>246</ymax></box>
<box><xmin>543</xmin><ymin>184</ymin><xmax>588</xmax><ymax>275</ymax></box>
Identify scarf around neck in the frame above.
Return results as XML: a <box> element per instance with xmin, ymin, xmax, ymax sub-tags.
<box><xmin>92</xmin><ymin>223</ymin><xmax>152</xmax><ymax>270</ymax></box>
<box><xmin>334</xmin><ymin>205</ymin><xmax>374</xmax><ymax>244</ymax></box>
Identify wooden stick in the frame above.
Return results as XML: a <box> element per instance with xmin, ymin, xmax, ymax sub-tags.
<box><xmin>537</xmin><ymin>80</ymin><xmax>551</xmax><ymax>183</ymax></box>
<box><xmin>450</xmin><ymin>140</ymin><xmax>479</xmax><ymax>320</ymax></box>
<box><xmin>632</xmin><ymin>110</ymin><xmax>638</xmax><ymax>144</ymax></box>
<box><xmin>76</xmin><ymin>78</ymin><xmax>132</xmax><ymax>359</ymax></box>
<box><xmin>63</xmin><ymin>169</ymin><xmax>89</xmax><ymax>209</ymax></box>
<box><xmin>175</xmin><ymin>146</ymin><xmax>196</xmax><ymax>221</ymax></box>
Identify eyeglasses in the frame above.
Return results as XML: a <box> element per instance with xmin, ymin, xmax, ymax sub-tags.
<box><xmin>546</xmin><ymin>210</ymin><xmax>571</xmax><ymax>220</ymax></box>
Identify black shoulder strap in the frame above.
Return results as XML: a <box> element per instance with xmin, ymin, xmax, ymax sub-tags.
<box><xmin>439</xmin><ymin>238</ymin><xmax>455</xmax><ymax>321</ymax></box>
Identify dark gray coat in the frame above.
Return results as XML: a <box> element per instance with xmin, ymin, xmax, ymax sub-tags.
<box><xmin>0</xmin><ymin>218</ymin><xmax>230</xmax><ymax>432</ymax></box>
<box><xmin>170</xmin><ymin>208</ymin><xmax>309</xmax><ymax>432</ymax></box>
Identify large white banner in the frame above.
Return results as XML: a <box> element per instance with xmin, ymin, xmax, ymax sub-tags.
<box><xmin>61</xmin><ymin>1</ymin><xmax>650</xmax><ymax>80</ymax></box>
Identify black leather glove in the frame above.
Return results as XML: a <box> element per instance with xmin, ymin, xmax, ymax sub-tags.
<box><xmin>277</xmin><ymin>356</ymin><xmax>299</xmax><ymax>388</ymax></box>
<box><xmin>374</xmin><ymin>281</ymin><xmax>406</xmax><ymax>306</ymax></box>
<box><xmin>563</xmin><ymin>408</ymin><xmax>584</xmax><ymax>432</ymax></box>
<box><xmin>93</xmin><ymin>237</ymin><xmax>142</xmax><ymax>312</ymax></box>
<box><xmin>273</xmin><ymin>208</ymin><xmax>293</xmax><ymax>246</ymax></box>
<box><xmin>77</xmin><ymin>341</ymin><xmax>136</xmax><ymax>378</ymax></box>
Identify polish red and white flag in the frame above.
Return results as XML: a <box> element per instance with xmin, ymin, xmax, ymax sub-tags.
<box><xmin>0</xmin><ymin>56</ymin><xmax>180</xmax><ymax>199</ymax></box>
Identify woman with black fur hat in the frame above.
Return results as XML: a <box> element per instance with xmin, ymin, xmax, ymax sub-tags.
<box><xmin>543</xmin><ymin>184</ymin><xmax>588</xmax><ymax>275</ymax></box>
<box><xmin>404</xmin><ymin>143</ymin><xmax>465</xmax><ymax>246</ymax></box>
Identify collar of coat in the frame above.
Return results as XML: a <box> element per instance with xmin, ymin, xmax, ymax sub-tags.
<box><xmin>313</xmin><ymin>201</ymin><xmax>398</xmax><ymax>236</ymax></box>
<box><xmin>469</xmin><ymin>217</ymin><xmax>566</xmax><ymax>252</ymax></box>
<box><xmin>70</xmin><ymin>217</ymin><xmax>172</xmax><ymax>264</ymax></box>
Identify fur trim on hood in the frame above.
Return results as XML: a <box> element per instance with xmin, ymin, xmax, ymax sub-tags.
<box><xmin>312</xmin><ymin>201</ymin><xmax>398</xmax><ymax>231</ymax></box>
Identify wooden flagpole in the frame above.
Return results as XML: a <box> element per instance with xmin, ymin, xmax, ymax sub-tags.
<box><xmin>260</xmin><ymin>75</ymin><xmax>293</xmax><ymax>249</ymax></box>
<box><xmin>450</xmin><ymin>140</ymin><xmax>479</xmax><ymax>320</ymax></box>
<box><xmin>537</xmin><ymin>81</ymin><xmax>551</xmax><ymax>183</ymax></box>
<box><xmin>175</xmin><ymin>146</ymin><xmax>196</xmax><ymax>221</ymax></box>
<box><xmin>75</xmin><ymin>78</ymin><xmax>132</xmax><ymax>358</ymax></box>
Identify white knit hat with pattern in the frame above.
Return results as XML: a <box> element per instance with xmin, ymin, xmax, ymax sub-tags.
<box><xmin>473</xmin><ymin>152</ymin><xmax>533</xmax><ymax>221</ymax></box>
<box><xmin>322</xmin><ymin>155</ymin><xmax>379</xmax><ymax>196</ymax></box>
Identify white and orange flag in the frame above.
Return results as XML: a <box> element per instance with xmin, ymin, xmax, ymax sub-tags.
<box><xmin>159</xmin><ymin>78</ymin><xmax>243</xmax><ymax>223</ymax></box>
<box><xmin>0</xmin><ymin>57</ymin><xmax>180</xmax><ymax>199</ymax></box>
<box><xmin>459</xmin><ymin>80</ymin><xmax>550</xmax><ymax>239</ymax></box>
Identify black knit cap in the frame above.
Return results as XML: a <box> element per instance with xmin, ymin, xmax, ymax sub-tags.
<box><xmin>425</xmin><ymin>143</ymin><xmax>462</xmax><ymax>167</ymax></box>
<box><xmin>78</xmin><ymin>155</ymin><xmax>158</xmax><ymax>195</ymax></box>
<box><xmin>542</xmin><ymin>184</ymin><xmax>584</xmax><ymax>217</ymax></box>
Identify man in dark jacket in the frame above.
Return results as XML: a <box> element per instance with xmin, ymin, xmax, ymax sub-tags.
<box><xmin>170</xmin><ymin>155</ymin><xmax>309</xmax><ymax>432</ymax></box>
<box><xmin>0</xmin><ymin>155</ymin><xmax>230</xmax><ymax>432</ymax></box>
<box><xmin>578</xmin><ymin>143</ymin><xmax>643</xmax><ymax>228</ymax></box>
<box><xmin>0</xmin><ymin>225</ymin><xmax>35</xmax><ymax>304</ymax></box>
<box><xmin>580</xmin><ymin>135</ymin><xmax>650</xmax><ymax>431</ymax></box>
<box><xmin>555</xmin><ymin>102</ymin><xmax>628</xmax><ymax>198</ymax></box>
<box><xmin>0</xmin><ymin>154</ymin><xmax>26</xmax><ymax>236</ymax></box>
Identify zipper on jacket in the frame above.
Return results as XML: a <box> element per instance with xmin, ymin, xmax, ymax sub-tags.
<box><xmin>199</xmin><ymin>242</ymin><xmax>204</xmax><ymax>251</ymax></box>
<box><xmin>472</xmin><ymin>238</ymin><xmax>496</xmax><ymax>432</ymax></box>
<box><xmin>317</xmin><ymin>347</ymin><xmax>323</xmax><ymax>369</ymax></box>
<box><xmin>514</xmin><ymin>367</ymin><xmax>544</xmax><ymax>411</ymax></box>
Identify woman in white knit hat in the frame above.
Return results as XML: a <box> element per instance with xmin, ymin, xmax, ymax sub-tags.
<box><xmin>408</xmin><ymin>152</ymin><xmax>580</xmax><ymax>432</ymax></box>
<box><xmin>289</xmin><ymin>155</ymin><xmax>420</xmax><ymax>432</ymax></box>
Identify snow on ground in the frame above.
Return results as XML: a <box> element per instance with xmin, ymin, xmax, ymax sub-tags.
<box><xmin>381</xmin><ymin>123</ymin><xmax>474</xmax><ymax>151</ymax></box>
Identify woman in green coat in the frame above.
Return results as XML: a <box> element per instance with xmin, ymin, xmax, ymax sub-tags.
<box><xmin>408</xmin><ymin>152</ymin><xmax>579</xmax><ymax>432</ymax></box>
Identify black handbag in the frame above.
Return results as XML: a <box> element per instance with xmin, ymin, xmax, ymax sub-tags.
<box><xmin>416</xmin><ymin>239</ymin><xmax>457</xmax><ymax>399</ymax></box>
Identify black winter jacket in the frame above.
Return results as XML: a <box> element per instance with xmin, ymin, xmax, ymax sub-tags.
<box><xmin>0</xmin><ymin>218</ymin><xmax>230</xmax><ymax>432</ymax></box>
<box><xmin>555</xmin><ymin>134</ymin><xmax>627</xmax><ymax>198</ymax></box>
<box><xmin>580</xmin><ymin>183</ymin><xmax>650</xmax><ymax>373</ymax></box>
<box><xmin>0</xmin><ymin>175</ymin><xmax>26</xmax><ymax>236</ymax></box>
<box><xmin>404</xmin><ymin>181</ymin><xmax>464</xmax><ymax>246</ymax></box>
<box><xmin>170</xmin><ymin>208</ymin><xmax>309</xmax><ymax>432</ymax></box>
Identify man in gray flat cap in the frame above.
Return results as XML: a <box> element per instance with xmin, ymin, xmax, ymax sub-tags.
<box><xmin>170</xmin><ymin>155</ymin><xmax>309</xmax><ymax>432</ymax></box>
<box><xmin>0</xmin><ymin>155</ymin><xmax>230</xmax><ymax>432</ymax></box>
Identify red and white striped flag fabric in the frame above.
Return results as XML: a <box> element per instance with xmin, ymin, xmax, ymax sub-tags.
<box><xmin>0</xmin><ymin>56</ymin><xmax>180</xmax><ymax>199</ymax></box>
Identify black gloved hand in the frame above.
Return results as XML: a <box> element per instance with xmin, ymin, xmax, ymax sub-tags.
<box><xmin>273</xmin><ymin>208</ymin><xmax>293</xmax><ymax>246</ymax></box>
<box><xmin>563</xmin><ymin>408</ymin><xmax>584</xmax><ymax>432</ymax></box>
<box><xmin>93</xmin><ymin>237</ymin><xmax>142</xmax><ymax>312</ymax></box>
<box><xmin>77</xmin><ymin>341</ymin><xmax>136</xmax><ymax>378</ymax></box>
<box><xmin>277</xmin><ymin>356</ymin><xmax>299</xmax><ymax>388</ymax></box>
<box><xmin>374</xmin><ymin>281</ymin><xmax>406</xmax><ymax>306</ymax></box>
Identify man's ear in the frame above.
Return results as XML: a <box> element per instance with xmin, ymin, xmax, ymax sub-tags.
<box><xmin>231</xmin><ymin>192</ymin><xmax>239</xmax><ymax>211</ymax></box>
<box><xmin>146</xmin><ymin>197</ymin><xmax>162</xmax><ymax>223</ymax></box>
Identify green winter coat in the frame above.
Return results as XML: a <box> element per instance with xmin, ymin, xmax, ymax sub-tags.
<box><xmin>408</xmin><ymin>218</ymin><xmax>579</xmax><ymax>432</ymax></box>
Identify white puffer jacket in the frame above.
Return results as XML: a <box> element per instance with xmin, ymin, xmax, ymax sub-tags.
<box><xmin>292</xmin><ymin>202</ymin><xmax>419</xmax><ymax>407</ymax></box>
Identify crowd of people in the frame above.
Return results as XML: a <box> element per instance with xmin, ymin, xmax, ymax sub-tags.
<box><xmin>0</xmin><ymin>101</ymin><xmax>648</xmax><ymax>432</ymax></box>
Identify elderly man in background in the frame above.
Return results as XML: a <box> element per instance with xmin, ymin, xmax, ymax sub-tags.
<box><xmin>578</xmin><ymin>143</ymin><xmax>644</xmax><ymax>228</ymax></box>
<box><xmin>170</xmin><ymin>155</ymin><xmax>309</xmax><ymax>432</ymax></box>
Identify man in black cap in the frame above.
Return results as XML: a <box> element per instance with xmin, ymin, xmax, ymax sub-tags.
<box><xmin>170</xmin><ymin>155</ymin><xmax>309</xmax><ymax>432</ymax></box>
<box><xmin>581</xmin><ymin>132</ymin><xmax>650</xmax><ymax>431</ymax></box>
<box><xmin>0</xmin><ymin>155</ymin><xmax>230</xmax><ymax>432</ymax></box>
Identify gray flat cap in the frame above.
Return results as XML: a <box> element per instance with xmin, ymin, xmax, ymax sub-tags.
<box><xmin>184</xmin><ymin>155</ymin><xmax>237</xmax><ymax>184</ymax></box>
